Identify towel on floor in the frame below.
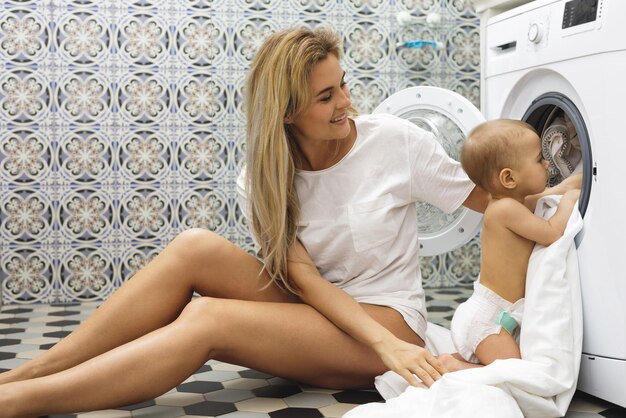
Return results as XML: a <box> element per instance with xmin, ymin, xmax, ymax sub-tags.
<box><xmin>345</xmin><ymin>195</ymin><xmax>583</xmax><ymax>418</ymax></box>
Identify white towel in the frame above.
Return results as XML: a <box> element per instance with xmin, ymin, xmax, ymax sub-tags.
<box><xmin>345</xmin><ymin>195</ymin><xmax>583</xmax><ymax>418</ymax></box>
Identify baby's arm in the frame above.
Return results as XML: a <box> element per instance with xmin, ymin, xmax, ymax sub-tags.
<box><xmin>495</xmin><ymin>189</ymin><xmax>580</xmax><ymax>246</ymax></box>
<box><xmin>524</xmin><ymin>173</ymin><xmax>582</xmax><ymax>211</ymax></box>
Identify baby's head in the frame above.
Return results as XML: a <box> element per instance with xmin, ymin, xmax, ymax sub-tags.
<box><xmin>461</xmin><ymin>119</ymin><xmax>541</xmax><ymax>193</ymax></box>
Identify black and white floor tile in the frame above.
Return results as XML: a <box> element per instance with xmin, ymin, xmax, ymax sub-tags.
<box><xmin>1</xmin><ymin>287</ymin><xmax>625</xmax><ymax>418</ymax></box>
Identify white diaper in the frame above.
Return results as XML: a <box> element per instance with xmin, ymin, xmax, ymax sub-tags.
<box><xmin>450</xmin><ymin>281</ymin><xmax>525</xmax><ymax>364</ymax></box>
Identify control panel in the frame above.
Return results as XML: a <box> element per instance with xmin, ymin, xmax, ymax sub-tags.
<box><xmin>563</xmin><ymin>0</ymin><xmax>600</xmax><ymax>29</ymax></box>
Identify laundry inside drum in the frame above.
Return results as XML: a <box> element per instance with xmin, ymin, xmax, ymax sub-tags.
<box><xmin>538</xmin><ymin>106</ymin><xmax>584</xmax><ymax>188</ymax></box>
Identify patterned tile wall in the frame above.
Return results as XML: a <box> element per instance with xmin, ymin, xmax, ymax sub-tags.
<box><xmin>0</xmin><ymin>0</ymin><xmax>481</xmax><ymax>305</ymax></box>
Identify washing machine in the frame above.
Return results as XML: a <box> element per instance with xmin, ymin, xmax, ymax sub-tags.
<box><xmin>374</xmin><ymin>0</ymin><xmax>625</xmax><ymax>408</ymax></box>
<box><xmin>373</xmin><ymin>87</ymin><xmax>485</xmax><ymax>258</ymax></box>
<box><xmin>482</xmin><ymin>0</ymin><xmax>626</xmax><ymax>407</ymax></box>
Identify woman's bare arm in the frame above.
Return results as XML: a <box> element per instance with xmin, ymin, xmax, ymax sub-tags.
<box><xmin>463</xmin><ymin>185</ymin><xmax>489</xmax><ymax>213</ymax></box>
<box><xmin>286</xmin><ymin>240</ymin><xmax>446</xmax><ymax>387</ymax></box>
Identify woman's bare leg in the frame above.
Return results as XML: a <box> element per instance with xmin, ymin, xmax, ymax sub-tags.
<box><xmin>0</xmin><ymin>229</ymin><xmax>295</xmax><ymax>384</ymax></box>
<box><xmin>0</xmin><ymin>296</ymin><xmax>421</xmax><ymax>418</ymax></box>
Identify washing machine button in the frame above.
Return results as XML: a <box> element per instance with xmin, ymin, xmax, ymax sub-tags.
<box><xmin>528</xmin><ymin>22</ymin><xmax>543</xmax><ymax>43</ymax></box>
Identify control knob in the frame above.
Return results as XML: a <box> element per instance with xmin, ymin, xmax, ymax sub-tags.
<box><xmin>528</xmin><ymin>22</ymin><xmax>543</xmax><ymax>43</ymax></box>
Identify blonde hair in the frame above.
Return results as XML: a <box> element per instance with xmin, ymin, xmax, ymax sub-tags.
<box><xmin>461</xmin><ymin>119</ymin><xmax>537</xmax><ymax>191</ymax></box>
<box><xmin>244</xmin><ymin>27</ymin><xmax>345</xmax><ymax>293</ymax></box>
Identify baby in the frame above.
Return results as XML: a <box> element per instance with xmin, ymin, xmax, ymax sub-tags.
<box><xmin>448</xmin><ymin>119</ymin><xmax>580</xmax><ymax>367</ymax></box>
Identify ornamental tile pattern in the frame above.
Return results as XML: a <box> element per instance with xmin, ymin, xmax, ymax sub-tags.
<box><xmin>0</xmin><ymin>0</ymin><xmax>483</xmax><ymax>305</ymax></box>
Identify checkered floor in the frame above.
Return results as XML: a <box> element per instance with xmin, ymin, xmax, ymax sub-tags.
<box><xmin>1</xmin><ymin>287</ymin><xmax>625</xmax><ymax>417</ymax></box>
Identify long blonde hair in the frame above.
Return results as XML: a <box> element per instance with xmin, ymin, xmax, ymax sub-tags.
<box><xmin>244</xmin><ymin>27</ymin><xmax>343</xmax><ymax>293</ymax></box>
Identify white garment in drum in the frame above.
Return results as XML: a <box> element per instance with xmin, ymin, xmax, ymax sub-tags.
<box><xmin>237</xmin><ymin>113</ymin><xmax>474</xmax><ymax>338</ymax></box>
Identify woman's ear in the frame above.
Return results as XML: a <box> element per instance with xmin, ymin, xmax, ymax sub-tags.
<box><xmin>284</xmin><ymin>115</ymin><xmax>293</xmax><ymax>124</ymax></box>
<box><xmin>498</xmin><ymin>168</ymin><xmax>517</xmax><ymax>189</ymax></box>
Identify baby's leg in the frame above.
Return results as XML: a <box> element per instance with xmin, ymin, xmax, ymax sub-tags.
<box><xmin>474</xmin><ymin>329</ymin><xmax>521</xmax><ymax>365</ymax></box>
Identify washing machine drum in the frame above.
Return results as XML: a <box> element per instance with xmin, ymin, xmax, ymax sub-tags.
<box><xmin>522</xmin><ymin>92</ymin><xmax>592</xmax><ymax>219</ymax></box>
<box><xmin>373</xmin><ymin>86</ymin><xmax>485</xmax><ymax>256</ymax></box>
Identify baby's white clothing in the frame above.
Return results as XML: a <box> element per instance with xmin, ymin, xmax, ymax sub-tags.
<box><xmin>450</xmin><ymin>281</ymin><xmax>525</xmax><ymax>363</ymax></box>
<box><xmin>237</xmin><ymin>113</ymin><xmax>475</xmax><ymax>338</ymax></box>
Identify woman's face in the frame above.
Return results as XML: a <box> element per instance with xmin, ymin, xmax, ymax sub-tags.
<box><xmin>288</xmin><ymin>54</ymin><xmax>353</xmax><ymax>146</ymax></box>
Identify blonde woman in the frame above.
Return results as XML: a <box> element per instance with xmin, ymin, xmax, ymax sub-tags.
<box><xmin>0</xmin><ymin>27</ymin><xmax>488</xmax><ymax>417</ymax></box>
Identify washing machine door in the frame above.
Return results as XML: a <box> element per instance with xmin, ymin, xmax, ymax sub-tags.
<box><xmin>373</xmin><ymin>86</ymin><xmax>485</xmax><ymax>256</ymax></box>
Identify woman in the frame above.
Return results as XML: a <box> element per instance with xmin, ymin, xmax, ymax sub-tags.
<box><xmin>0</xmin><ymin>27</ymin><xmax>488</xmax><ymax>417</ymax></box>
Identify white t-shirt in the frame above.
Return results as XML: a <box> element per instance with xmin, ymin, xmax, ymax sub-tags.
<box><xmin>237</xmin><ymin>113</ymin><xmax>474</xmax><ymax>338</ymax></box>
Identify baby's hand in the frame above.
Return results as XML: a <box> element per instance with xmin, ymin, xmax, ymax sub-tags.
<box><xmin>561</xmin><ymin>173</ymin><xmax>582</xmax><ymax>191</ymax></box>
<box><xmin>563</xmin><ymin>188</ymin><xmax>581</xmax><ymax>201</ymax></box>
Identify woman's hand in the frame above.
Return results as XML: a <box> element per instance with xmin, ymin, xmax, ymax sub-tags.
<box><xmin>372</xmin><ymin>337</ymin><xmax>447</xmax><ymax>387</ymax></box>
<box><xmin>286</xmin><ymin>241</ymin><xmax>448</xmax><ymax>388</ymax></box>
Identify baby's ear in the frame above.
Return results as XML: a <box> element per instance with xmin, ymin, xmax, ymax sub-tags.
<box><xmin>498</xmin><ymin>168</ymin><xmax>516</xmax><ymax>189</ymax></box>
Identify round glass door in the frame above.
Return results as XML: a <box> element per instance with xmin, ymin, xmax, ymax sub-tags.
<box><xmin>373</xmin><ymin>86</ymin><xmax>485</xmax><ymax>256</ymax></box>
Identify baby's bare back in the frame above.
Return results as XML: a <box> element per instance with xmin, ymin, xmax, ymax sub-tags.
<box><xmin>478</xmin><ymin>207</ymin><xmax>536</xmax><ymax>303</ymax></box>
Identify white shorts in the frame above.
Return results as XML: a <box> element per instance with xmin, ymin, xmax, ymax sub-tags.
<box><xmin>450</xmin><ymin>281</ymin><xmax>524</xmax><ymax>364</ymax></box>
